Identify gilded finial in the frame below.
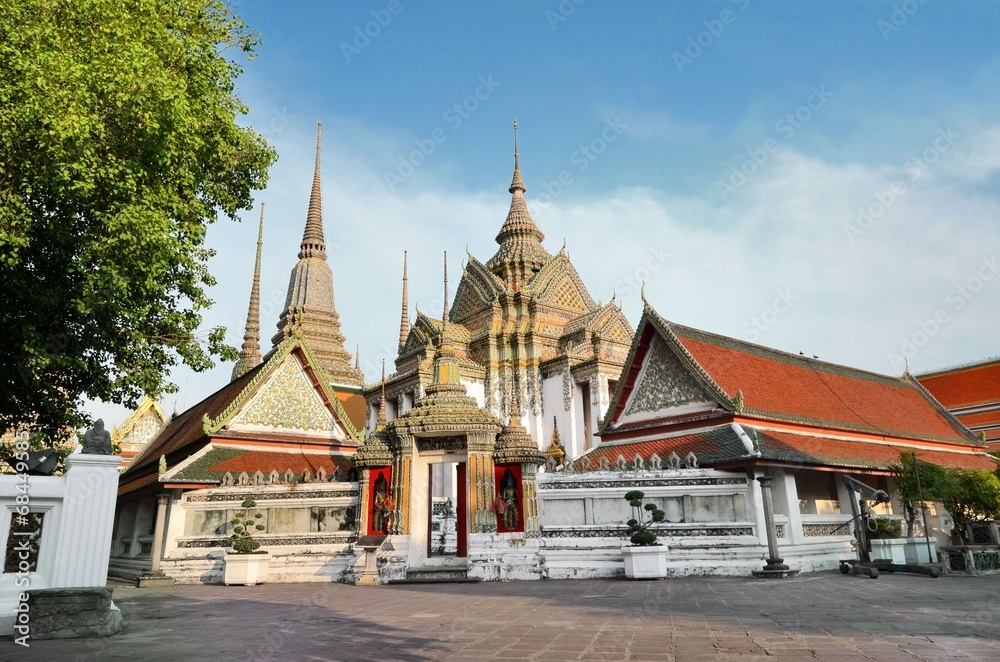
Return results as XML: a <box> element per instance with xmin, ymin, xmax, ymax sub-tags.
<box><xmin>513</xmin><ymin>115</ymin><xmax>519</xmax><ymax>170</ymax></box>
<box><xmin>640</xmin><ymin>281</ymin><xmax>649</xmax><ymax>308</ymax></box>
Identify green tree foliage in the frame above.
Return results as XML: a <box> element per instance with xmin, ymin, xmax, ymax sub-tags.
<box><xmin>890</xmin><ymin>452</ymin><xmax>951</xmax><ymax>536</ymax></box>
<box><xmin>0</xmin><ymin>0</ymin><xmax>276</xmax><ymax>437</ymax></box>
<box><xmin>940</xmin><ymin>468</ymin><xmax>1000</xmax><ymax>540</ymax></box>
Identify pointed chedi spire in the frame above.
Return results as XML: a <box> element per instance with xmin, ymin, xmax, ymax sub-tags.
<box><xmin>300</xmin><ymin>122</ymin><xmax>326</xmax><ymax>259</ymax></box>
<box><xmin>232</xmin><ymin>203</ymin><xmax>265</xmax><ymax>381</ymax></box>
<box><xmin>272</xmin><ymin>123</ymin><xmax>364</xmax><ymax>388</ymax></box>
<box><xmin>398</xmin><ymin>250</ymin><xmax>410</xmax><ymax>354</ymax></box>
<box><xmin>426</xmin><ymin>252</ymin><xmax>464</xmax><ymax>395</ymax></box>
<box><xmin>487</xmin><ymin>117</ymin><xmax>551</xmax><ymax>288</ymax></box>
<box><xmin>355</xmin><ymin>343</ymin><xmax>360</xmax><ymax>370</ymax></box>
<box><xmin>375</xmin><ymin>359</ymin><xmax>388</xmax><ymax>431</ymax></box>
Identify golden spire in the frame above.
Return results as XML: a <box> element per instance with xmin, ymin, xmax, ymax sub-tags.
<box><xmin>376</xmin><ymin>359</ymin><xmax>387</xmax><ymax>431</ymax></box>
<box><xmin>545</xmin><ymin>416</ymin><xmax>566</xmax><ymax>465</ymax></box>
<box><xmin>398</xmin><ymin>250</ymin><xmax>410</xmax><ymax>354</ymax></box>
<box><xmin>488</xmin><ymin>117</ymin><xmax>550</xmax><ymax>286</ymax></box>
<box><xmin>232</xmin><ymin>203</ymin><xmax>265</xmax><ymax>381</ymax></box>
<box><xmin>299</xmin><ymin>122</ymin><xmax>326</xmax><ymax>259</ymax></box>
<box><xmin>427</xmin><ymin>252</ymin><xmax>462</xmax><ymax>391</ymax></box>
<box><xmin>509</xmin><ymin>116</ymin><xmax>525</xmax><ymax>194</ymax></box>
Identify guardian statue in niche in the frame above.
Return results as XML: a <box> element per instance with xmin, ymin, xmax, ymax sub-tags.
<box><xmin>497</xmin><ymin>468</ymin><xmax>520</xmax><ymax>531</ymax></box>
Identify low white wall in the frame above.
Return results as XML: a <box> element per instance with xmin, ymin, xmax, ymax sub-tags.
<box><xmin>1</xmin><ymin>452</ymin><xmax>122</xmax><ymax>636</ymax></box>
<box><xmin>110</xmin><ymin>481</ymin><xmax>362</xmax><ymax>585</ymax></box>
<box><xmin>536</xmin><ymin>467</ymin><xmax>855</xmax><ymax>578</ymax></box>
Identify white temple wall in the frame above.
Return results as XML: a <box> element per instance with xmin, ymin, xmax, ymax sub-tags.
<box><xmin>108</xmin><ymin>480</ymin><xmax>360</xmax><ymax>584</ymax></box>
<box><xmin>535</xmin><ymin>467</ymin><xmax>858</xmax><ymax>578</ymax></box>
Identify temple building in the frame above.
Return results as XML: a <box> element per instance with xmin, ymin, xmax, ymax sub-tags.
<box><xmin>364</xmin><ymin>121</ymin><xmax>633</xmax><ymax>463</ymax></box>
<box><xmin>110</xmin><ymin>126</ymin><xmax>367</xmax><ymax>584</ymax></box>
<box><xmin>111</xmin><ymin>396</ymin><xmax>168</xmax><ymax>469</ymax></box>
<box><xmin>530</xmin><ymin>299</ymin><xmax>997</xmax><ymax>576</ymax></box>
<box><xmin>105</xmin><ymin>121</ymin><xmax>998</xmax><ymax>585</ymax></box>
<box><xmin>918</xmin><ymin>358</ymin><xmax>1000</xmax><ymax>451</ymax></box>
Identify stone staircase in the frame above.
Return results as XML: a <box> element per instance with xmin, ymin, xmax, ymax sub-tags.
<box><xmin>389</xmin><ymin>562</ymin><xmax>479</xmax><ymax>584</ymax></box>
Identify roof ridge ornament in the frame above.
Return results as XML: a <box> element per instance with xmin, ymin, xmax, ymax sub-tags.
<box><xmin>640</xmin><ymin>281</ymin><xmax>650</xmax><ymax>309</ymax></box>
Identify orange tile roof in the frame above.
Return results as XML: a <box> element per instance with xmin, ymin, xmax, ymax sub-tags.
<box><xmin>957</xmin><ymin>409</ymin><xmax>1000</xmax><ymax>427</ymax></box>
<box><xmin>754</xmin><ymin>429</ymin><xmax>997</xmax><ymax>471</ymax></box>
<box><xmin>918</xmin><ymin>359</ymin><xmax>1000</xmax><ymax>408</ymax></box>
<box><xmin>666</xmin><ymin>320</ymin><xmax>972</xmax><ymax>444</ymax></box>
<box><xmin>207</xmin><ymin>449</ymin><xmax>350</xmax><ymax>476</ymax></box>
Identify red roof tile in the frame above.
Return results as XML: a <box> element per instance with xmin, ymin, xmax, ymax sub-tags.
<box><xmin>918</xmin><ymin>359</ymin><xmax>1000</xmax><ymax>408</ymax></box>
<box><xmin>755</xmin><ymin>429</ymin><xmax>997</xmax><ymax>471</ymax></box>
<box><xmin>667</xmin><ymin>321</ymin><xmax>972</xmax><ymax>444</ymax></box>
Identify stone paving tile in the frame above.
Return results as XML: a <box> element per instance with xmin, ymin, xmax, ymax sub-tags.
<box><xmin>2</xmin><ymin>573</ymin><xmax>1000</xmax><ymax>661</ymax></box>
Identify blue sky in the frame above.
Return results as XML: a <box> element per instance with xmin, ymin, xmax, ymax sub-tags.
<box><xmin>89</xmin><ymin>0</ymin><xmax>1000</xmax><ymax>425</ymax></box>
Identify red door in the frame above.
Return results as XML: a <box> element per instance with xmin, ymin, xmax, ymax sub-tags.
<box><xmin>456</xmin><ymin>462</ymin><xmax>467</xmax><ymax>557</ymax></box>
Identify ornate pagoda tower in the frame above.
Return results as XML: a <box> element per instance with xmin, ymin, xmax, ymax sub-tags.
<box><xmin>272</xmin><ymin>123</ymin><xmax>364</xmax><ymax>389</ymax></box>
<box><xmin>364</xmin><ymin>120</ymin><xmax>633</xmax><ymax>459</ymax></box>
<box><xmin>232</xmin><ymin>203</ymin><xmax>266</xmax><ymax>381</ymax></box>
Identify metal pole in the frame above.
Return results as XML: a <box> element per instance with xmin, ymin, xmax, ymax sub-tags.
<box><xmin>913</xmin><ymin>454</ymin><xmax>934</xmax><ymax>563</ymax></box>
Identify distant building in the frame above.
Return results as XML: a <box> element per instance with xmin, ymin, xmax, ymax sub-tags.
<box><xmin>918</xmin><ymin>358</ymin><xmax>1000</xmax><ymax>451</ymax></box>
<box><xmin>112</xmin><ymin>396</ymin><xmax>167</xmax><ymax>469</ymax></box>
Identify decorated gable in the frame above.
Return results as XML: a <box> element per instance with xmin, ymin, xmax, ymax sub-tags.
<box><xmin>230</xmin><ymin>353</ymin><xmax>343</xmax><ymax>437</ymax></box>
<box><xmin>622</xmin><ymin>334</ymin><xmax>716</xmax><ymax>420</ymax></box>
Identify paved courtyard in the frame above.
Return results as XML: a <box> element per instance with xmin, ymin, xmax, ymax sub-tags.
<box><xmin>3</xmin><ymin>572</ymin><xmax>1000</xmax><ymax>661</ymax></box>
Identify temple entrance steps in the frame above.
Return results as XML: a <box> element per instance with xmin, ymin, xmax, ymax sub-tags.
<box><xmin>389</xmin><ymin>558</ymin><xmax>479</xmax><ymax>584</ymax></box>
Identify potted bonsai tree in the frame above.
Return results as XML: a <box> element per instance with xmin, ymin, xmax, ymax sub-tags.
<box><xmin>621</xmin><ymin>490</ymin><xmax>668</xmax><ymax>579</ymax></box>
<box><xmin>223</xmin><ymin>498</ymin><xmax>270</xmax><ymax>586</ymax></box>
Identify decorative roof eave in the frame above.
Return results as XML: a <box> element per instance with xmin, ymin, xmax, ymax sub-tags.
<box><xmin>201</xmin><ymin>332</ymin><xmax>363</xmax><ymax>444</ymax></box>
<box><xmin>598</xmin><ymin>308</ymin><xmax>734</xmax><ymax>436</ymax></box>
<box><xmin>645</xmin><ymin>308</ymin><xmax>735</xmax><ymax>411</ymax></box>
<box><xmin>462</xmin><ymin>252</ymin><xmax>506</xmax><ymax>300</ymax></box>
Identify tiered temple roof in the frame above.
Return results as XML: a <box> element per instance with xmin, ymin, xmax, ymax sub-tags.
<box><xmin>918</xmin><ymin>358</ymin><xmax>1000</xmax><ymax>451</ymax></box>
<box><xmin>584</xmin><ymin>302</ymin><xmax>997</xmax><ymax>473</ymax></box>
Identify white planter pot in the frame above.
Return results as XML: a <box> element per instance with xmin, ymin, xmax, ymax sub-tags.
<box><xmin>622</xmin><ymin>545</ymin><xmax>667</xmax><ymax>580</ymax></box>
<box><xmin>224</xmin><ymin>551</ymin><xmax>270</xmax><ymax>586</ymax></box>
<box><xmin>903</xmin><ymin>537</ymin><xmax>937</xmax><ymax>564</ymax></box>
<box><xmin>869</xmin><ymin>539</ymin><xmax>907</xmax><ymax>564</ymax></box>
